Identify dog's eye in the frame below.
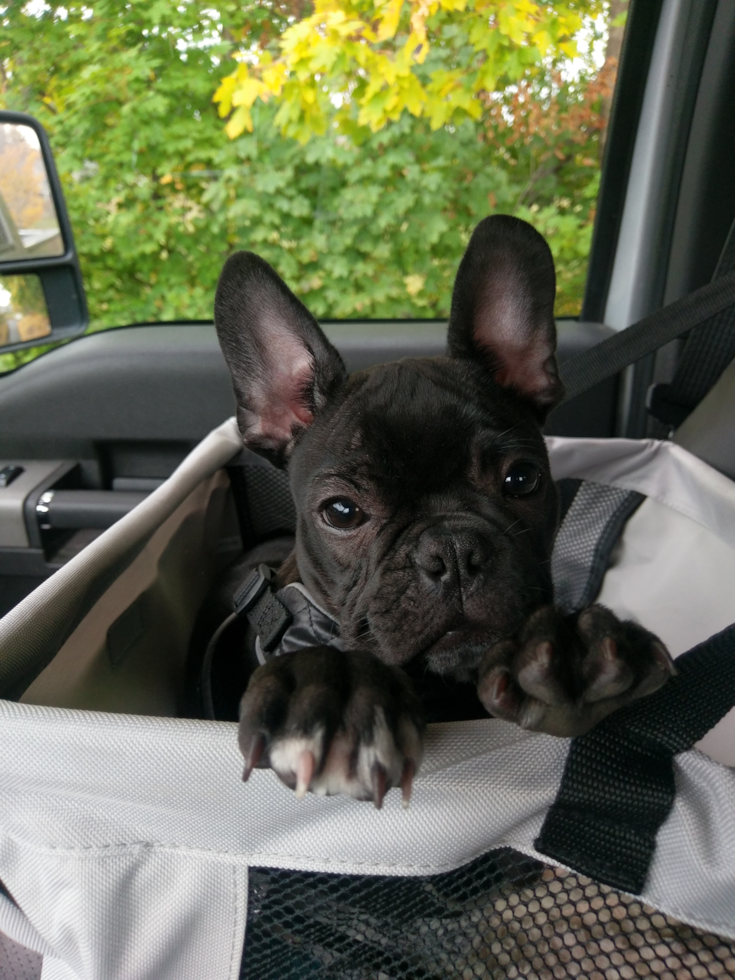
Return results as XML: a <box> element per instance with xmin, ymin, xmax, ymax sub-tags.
<box><xmin>323</xmin><ymin>498</ymin><xmax>365</xmax><ymax>529</ymax></box>
<box><xmin>503</xmin><ymin>462</ymin><xmax>541</xmax><ymax>496</ymax></box>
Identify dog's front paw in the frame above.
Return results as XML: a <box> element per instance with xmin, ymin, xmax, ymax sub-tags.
<box><xmin>477</xmin><ymin>605</ymin><xmax>675</xmax><ymax>737</ymax></box>
<box><xmin>238</xmin><ymin>647</ymin><xmax>424</xmax><ymax>807</ymax></box>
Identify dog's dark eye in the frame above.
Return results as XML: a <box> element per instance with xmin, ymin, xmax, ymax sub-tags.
<box><xmin>503</xmin><ymin>462</ymin><xmax>541</xmax><ymax>497</ymax></box>
<box><xmin>323</xmin><ymin>498</ymin><xmax>365</xmax><ymax>529</ymax></box>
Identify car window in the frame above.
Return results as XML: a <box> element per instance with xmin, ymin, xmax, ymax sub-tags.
<box><xmin>0</xmin><ymin>0</ymin><xmax>627</xmax><ymax>374</ymax></box>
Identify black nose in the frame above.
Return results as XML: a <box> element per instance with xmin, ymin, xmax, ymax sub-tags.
<box><xmin>414</xmin><ymin>527</ymin><xmax>491</xmax><ymax>591</ymax></box>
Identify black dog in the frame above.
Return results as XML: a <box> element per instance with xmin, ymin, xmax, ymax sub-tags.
<box><xmin>212</xmin><ymin>215</ymin><xmax>673</xmax><ymax>807</ymax></box>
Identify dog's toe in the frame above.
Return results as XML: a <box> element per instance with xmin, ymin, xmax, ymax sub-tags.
<box><xmin>477</xmin><ymin>604</ymin><xmax>675</xmax><ymax>737</ymax></box>
<box><xmin>238</xmin><ymin>646</ymin><xmax>425</xmax><ymax>805</ymax></box>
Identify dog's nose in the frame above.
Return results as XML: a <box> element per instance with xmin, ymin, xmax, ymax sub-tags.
<box><xmin>415</xmin><ymin>527</ymin><xmax>491</xmax><ymax>591</ymax></box>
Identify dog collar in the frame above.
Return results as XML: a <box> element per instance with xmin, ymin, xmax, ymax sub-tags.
<box><xmin>232</xmin><ymin>564</ymin><xmax>345</xmax><ymax>665</ymax></box>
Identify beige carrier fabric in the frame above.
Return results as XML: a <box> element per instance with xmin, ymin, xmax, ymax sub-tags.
<box><xmin>0</xmin><ymin>427</ymin><xmax>734</xmax><ymax>980</ymax></box>
<box><xmin>0</xmin><ymin>705</ymin><xmax>734</xmax><ymax>980</ymax></box>
<box><xmin>19</xmin><ymin>471</ymin><xmax>237</xmax><ymax>716</ymax></box>
<box><xmin>0</xmin><ymin>418</ymin><xmax>243</xmax><ymax>704</ymax></box>
<box><xmin>548</xmin><ymin>436</ymin><xmax>735</xmax><ymax>767</ymax></box>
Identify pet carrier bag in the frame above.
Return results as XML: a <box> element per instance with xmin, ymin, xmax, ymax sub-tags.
<box><xmin>2</xmin><ymin>264</ymin><xmax>735</xmax><ymax>980</ymax></box>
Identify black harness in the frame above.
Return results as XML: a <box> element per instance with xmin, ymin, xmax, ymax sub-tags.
<box><xmin>201</xmin><ymin>564</ymin><xmax>344</xmax><ymax>718</ymax></box>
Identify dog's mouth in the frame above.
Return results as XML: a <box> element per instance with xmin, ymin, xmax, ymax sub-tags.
<box><xmin>420</xmin><ymin>627</ymin><xmax>499</xmax><ymax>676</ymax></box>
<box><xmin>352</xmin><ymin>578</ymin><xmax>538</xmax><ymax>673</ymax></box>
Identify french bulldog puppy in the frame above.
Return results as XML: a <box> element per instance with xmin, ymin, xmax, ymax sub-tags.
<box><xmin>213</xmin><ymin>215</ymin><xmax>673</xmax><ymax>807</ymax></box>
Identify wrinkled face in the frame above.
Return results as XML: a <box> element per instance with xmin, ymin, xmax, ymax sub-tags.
<box><xmin>214</xmin><ymin>215</ymin><xmax>566</xmax><ymax>680</ymax></box>
<box><xmin>290</xmin><ymin>357</ymin><xmax>558</xmax><ymax>678</ymax></box>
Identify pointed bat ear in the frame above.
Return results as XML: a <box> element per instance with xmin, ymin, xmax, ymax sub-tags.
<box><xmin>447</xmin><ymin>215</ymin><xmax>564</xmax><ymax>420</ymax></box>
<box><xmin>214</xmin><ymin>252</ymin><xmax>347</xmax><ymax>467</ymax></box>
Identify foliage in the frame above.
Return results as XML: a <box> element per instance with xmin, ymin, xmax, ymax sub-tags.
<box><xmin>0</xmin><ymin>0</ymin><xmax>619</xmax><ymax>373</ymax></box>
<box><xmin>215</xmin><ymin>0</ymin><xmax>604</xmax><ymax>143</ymax></box>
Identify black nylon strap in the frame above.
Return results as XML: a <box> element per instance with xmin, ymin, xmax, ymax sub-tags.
<box><xmin>248</xmin><ymin>588</ymin><xmax>292</xmax><ymax>652</ymax></box>
<box><xmin>559</xmin><ymin>269</ymin><xmax>735</xmax><ymax>403</ymax></box>
<box><xmin>232</xmin><ymin>564</ymin><xmax>293</xmax><ymax>654</ymax></box>
<box><xmin>648</xmin><ymin>221</ymin><xmax>735</xmax><ymax>425</ymax></box>
<box><xmin>536</xmin><ymin>623</ymin><xmax>735</xmax><ymax>894</ymax></box>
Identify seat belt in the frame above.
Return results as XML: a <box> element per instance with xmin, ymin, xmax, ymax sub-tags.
<box><xmin>559</xmin><ymin>266</ymin><xmax>735</xmax><ymax>405</ymax></box>
<box><xmin>647</xmin><ymin>220</ymin><xmax>735</xmax><ymax>426</ymax></box>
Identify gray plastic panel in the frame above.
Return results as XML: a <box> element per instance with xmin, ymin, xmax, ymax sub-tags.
<box><xmin>0</xmin><ymin>326</ymin><xmax>235</xmax><ymax>458</ymax></box>
<box><xmin>40</xmin><ymin>490</ymin><xmax>149</xmax><ymax>530</ymax></box>
<box><xmin>0</xmin><ymin>461</ymin><xmax>65</xmax><ymax>547</ymax></box>
<box><xmin>0</xmin><ymin>319</ymin><xmax>616</xmax><ymax>465</ymax></box>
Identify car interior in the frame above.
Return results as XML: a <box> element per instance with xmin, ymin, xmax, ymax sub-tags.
<box><xmin>0</xmin><ymin>0</ymin><xmax>734</xmax><ymax>976</ymax></box>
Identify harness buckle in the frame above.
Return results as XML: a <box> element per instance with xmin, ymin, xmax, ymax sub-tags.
<box><xmin>233</xmin><ymin>564</ymin><xmax>293</xmax><ymax>654</ymax></box>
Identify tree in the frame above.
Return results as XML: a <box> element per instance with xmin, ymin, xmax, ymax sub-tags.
<box><xmin>0</xmin><ymin>1</ymin><xmax>622</xmax><ymax>374</ymax></box>
<box><xmin>215</xmin><ymin>0</ymin><xmax>605</xmax><ymax>142</ymax></box>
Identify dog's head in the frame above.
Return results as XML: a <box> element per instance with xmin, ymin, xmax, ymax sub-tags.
<box><xmin>215</xmin><ymin>216</ymin><xmax>565</xmax><ymax>679</ymax></box>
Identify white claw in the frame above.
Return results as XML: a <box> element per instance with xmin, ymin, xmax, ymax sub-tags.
<box><xmin>294</xmin><ymin>749</ymin><xmax>315</xmax><ymax>799</ymax></box>
<box><xmin>269</xmin><ymin>731</ymin><xmax>324</xmax><ymax>798</ymax></box>
<box><xmin>400</xmin><ymin>759</ymin><xmax>416</xmax><ymax>810</ymax></box>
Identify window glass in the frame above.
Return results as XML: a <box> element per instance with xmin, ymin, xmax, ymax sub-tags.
<box><xmin>1</xmin><ymin>1</ymin><xmax>628</xmax><ymax>342</ymax></box>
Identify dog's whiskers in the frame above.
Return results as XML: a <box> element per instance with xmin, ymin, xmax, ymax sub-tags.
<box><xmin>503</xmin><ymin>518</ymin><xmax>523</xmax><ymax>535</ymax></box>
<box><xmin>354</xmin><ymin>617</ymin><xmax>376</xmax><ymax>644</ymax></box>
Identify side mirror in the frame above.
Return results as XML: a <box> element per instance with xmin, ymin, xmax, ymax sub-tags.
<box><xmin>0</xmin><ymin>111</ymin><xmax>88</xmax><ymax>353</ymax></box>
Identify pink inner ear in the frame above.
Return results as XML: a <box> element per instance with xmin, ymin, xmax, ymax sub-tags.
<box><xmin>248</xmin><ymin>322</ymin><xmax>315</xmax><ymax>447</ymax></box>
<box><xmin>474</xmin><ymin>280</ymin><xmax>556</xmax><ymax>402</ymax></box>
<box><xmin>491</xmin><ymin>337</ymin><xmax>556</xmax><ymax>399</ymax></box>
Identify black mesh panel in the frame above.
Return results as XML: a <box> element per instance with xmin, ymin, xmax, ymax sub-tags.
<box><xmin>240</xmin><ymin>850</ymin><xmax>735</xmax><ymax>979</ymax></box>
<box><xmin>244</xmin><ymin>464</ymin><xmax>295</xmax><ymax>538</ymax></box>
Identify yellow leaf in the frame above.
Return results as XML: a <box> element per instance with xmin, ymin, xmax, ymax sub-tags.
<box><xmin>231</xmin><ymin>77</ymin><xmax>262</xmax><ymax>108</ymax></box>
<box><xmin>225</xmin><ymin>105</ymin><xmax>253</xmax><ymax>139</ymax></box>
<box><xmin>159</xmin><ymin>174</ymin><xmax>173</xmax><ymax>185</ymax></box>
<box><xmin>401</xmin><ymin>74</ymin><xmax>427</xmax><ymax>115</ymax></box>
<box><xmin>363</xmin><ymin>75</ymin><xmax>387</xmax><ymax>102</ymax></box>
<box><xmin>212</xmin><ymin>75</ymin><xmax>236</xmax><ymax>116</ymax></box>
<box><xmin>262</xmin><ymin>62</ymin><xmax>288</xmax><ymax>94</ymax></box>
<box><xmin>559</xmin><ymin>12</ymin><xmax>583</xmax><ymax>33</ymax></box>
<box><xmin>531</xmin><ymin>29</ymin><xmax>551</xmax><ymax>56</ymax></box>
<box><xmin>462</xmin><ymin>92</ymin><xmax>482</xmax><ymax>119</ymax></box>
<box><xmin>404</xmin><ymin>273</ymin><xmax>425</xmax><ymax>296</ymax></box>
<box><xmin>403</xmin><ymin>30</ymin><xmax>429</xmax><ymax>64</ymax></box>
<box><xmin>377</xmin><ymin>0</ymin><xmax>403</xmax><ymax>40</ymax></box>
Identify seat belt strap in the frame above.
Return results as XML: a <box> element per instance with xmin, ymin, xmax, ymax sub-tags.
<box><xmin>648</xmin><ymin>220</ymin><xmax>735</xmax><ymax>425</ymax></box>
<box><xmin>559</xmin><ymin>267</ymin><xmax>735</xmax><ymax>403</ymax></box>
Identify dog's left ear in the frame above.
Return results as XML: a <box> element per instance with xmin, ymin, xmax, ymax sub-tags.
<box><xmin>215</xmin><ymin>251</ymin><xmax>347</xmax><ymax>467</ymax></box>
<box><xmin>447</xmin><ymin>215</ymin><xmax>564</xmax><ymax>419</ymax></box>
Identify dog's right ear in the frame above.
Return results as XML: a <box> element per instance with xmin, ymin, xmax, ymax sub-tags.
<box><xmin>214</xmin><ymin>252</ymin><xmax>347</xmax><ymax>467</ymax></box>
<box><xmin>447</xmin><ymin>215</ymin><xmax>564</xmax><ymax>420</ymax></box>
